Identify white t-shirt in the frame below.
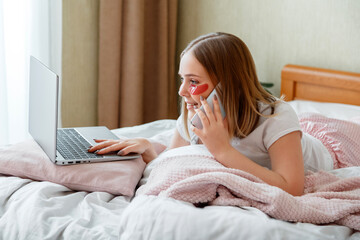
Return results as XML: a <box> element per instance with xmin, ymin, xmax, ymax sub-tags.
<box><xmin>176</xmin><ymin>100</ymin><xmax>334</xmax><ymax>173</ymax></box>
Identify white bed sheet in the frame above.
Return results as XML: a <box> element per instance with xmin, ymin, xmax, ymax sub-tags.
<box><xmin>0</xmin><ymin>101</ymin><xmax>359</xmax><ymax>240</ymax></box>
<box><xmin>1</xmin><ymin>174</ymin><xmax>357</xmax><ymax>240</ymax></box>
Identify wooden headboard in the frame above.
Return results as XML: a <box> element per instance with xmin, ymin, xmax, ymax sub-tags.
<box><xmin>280</xmin><ymin>65</ymin><xmax>360</xmax><ymax>106</ymax></box>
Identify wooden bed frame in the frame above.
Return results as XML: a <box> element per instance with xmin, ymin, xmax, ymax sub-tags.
<box><xmin>281</xmin><ymin>65</ymin><xmax>360</xmax><ymax>106</ymax></box>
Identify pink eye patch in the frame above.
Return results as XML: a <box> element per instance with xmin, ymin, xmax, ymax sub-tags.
<box><xmin>189</xmin><ymin>84</ymin><xmax>208</xmax><ymax>95</ymax></box>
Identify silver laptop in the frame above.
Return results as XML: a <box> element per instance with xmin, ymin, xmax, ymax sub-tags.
<box><xmin>29</xmin><ymin>56</ymin><xmax>140</xmax><ymax>165</ymax></box>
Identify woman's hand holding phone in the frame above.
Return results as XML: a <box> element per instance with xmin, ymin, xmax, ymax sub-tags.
<box><xmin>190</xmin><ymin>94</ymin><xmax>232</xmax><ymax>157</ymax></box>
<box><xmin>190</xmin><ymin>88</ymin><xmax>226</xmax><ymax>129</ymax></box>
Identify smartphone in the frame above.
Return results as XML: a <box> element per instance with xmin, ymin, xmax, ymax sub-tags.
<box><xmin>190</xmin><ymin>87</ymin><xmax>226</xmax><ymax>129</ymax></box>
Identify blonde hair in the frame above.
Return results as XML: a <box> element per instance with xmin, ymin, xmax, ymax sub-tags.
<box><xmin>181</xmin><ymin>32</ymin><xmax>278</xmax><ymax>139</ymax></box>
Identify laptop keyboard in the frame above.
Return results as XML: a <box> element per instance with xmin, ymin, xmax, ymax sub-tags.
<box><xmin>57</xmin><ymin>129</ymin><xmax>103</xmax><ymax>160</ymax></box>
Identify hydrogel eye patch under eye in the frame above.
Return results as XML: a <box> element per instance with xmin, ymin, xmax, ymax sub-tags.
<box><xmin>190</xmin><ymin>84</ymin><xmax>208</xmax><ymax>95</ymax></box>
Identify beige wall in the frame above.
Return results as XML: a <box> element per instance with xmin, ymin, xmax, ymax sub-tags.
<box><xmin>61</xmin><ymin>0</ymin><xmax>360</xmax><ymax>126</ymax></box>
<box><xmin>176</xmin><ymin>0</ymin><xmax>360</xmax><ymax>96</ymax></box>
<box><xmin>62</xmin><ymin>0</ymin><xmax>99</xmax><ymax>127</ymax></box>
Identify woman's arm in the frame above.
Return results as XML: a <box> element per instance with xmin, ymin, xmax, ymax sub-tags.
<box><xmin>191</xmin><ymin>96</ymin><xmax>304</xmax><ymax>196</ymax></box>
<box><xmin>214</xmin><ymin>131</ymin><xmax>304</xmax><ymax>196</ymax></box>
<box><xmin>88</xmin><ymin>128</ymin><xmax>189</xmax><ymax>164</ymax></box>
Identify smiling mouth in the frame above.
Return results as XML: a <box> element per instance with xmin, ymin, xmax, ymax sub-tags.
<box><xmin>186</xmin><ymin>103</ymin><xmax>199</xmax><ymax>109</ymax></box>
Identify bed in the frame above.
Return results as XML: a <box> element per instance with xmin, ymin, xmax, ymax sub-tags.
<box><xmin>0</xmin><ymin>65</ymin><xmax>359</xmax><ymax>240</ymax></box>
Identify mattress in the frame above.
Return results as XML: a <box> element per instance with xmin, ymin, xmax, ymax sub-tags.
<box><xmin>0</xmin><ymin>100</ymin><xmax>359</xmax><ymax>240</ymax></box>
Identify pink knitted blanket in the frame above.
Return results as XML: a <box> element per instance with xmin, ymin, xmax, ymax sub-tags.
<box><xmin>137</xmin><ymin>146</ymin><xmax>360</xmax><ymax>230</ymax></box>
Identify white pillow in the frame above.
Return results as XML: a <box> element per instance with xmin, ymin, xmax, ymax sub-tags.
<box><xmin>288</xmin><ymin>100</ymin><xmax>360</xmax><ymax>120</ymax></box>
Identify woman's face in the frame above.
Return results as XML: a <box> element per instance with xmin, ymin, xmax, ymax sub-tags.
<box><xmin>178</xmin><ymin>51</ymin><xmax>215</xmax><ymax>120</ymax></box>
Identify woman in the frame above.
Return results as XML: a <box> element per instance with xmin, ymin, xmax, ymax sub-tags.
<box><xmin>89</xmin><ymin>32</ymin><xmax>359</xmax><ymax>196</ymax></box>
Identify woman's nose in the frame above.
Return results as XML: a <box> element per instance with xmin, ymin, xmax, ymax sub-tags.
<box><xmin>178</xmin><ymin>82</ymin><xmax>189</xmax><ymax>97</ymax></box>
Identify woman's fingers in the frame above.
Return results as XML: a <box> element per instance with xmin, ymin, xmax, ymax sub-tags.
<box><xmin>223</xmin><ymin>117</ymin><xmax>229</xmax><ymax>131</ymax></box>
<box><xmin>96</xmin><ymin>141</ymin><xmax>127</xmax><ymax>154</ymax></box>
<box><xmin>190</xmin><ymin>124</ymin><xmax>203</xmax><ymax>139</ymax></box>
<box><xmin>117</xmin><ymin>145</ymin><xmax>139</xmax><ymax>156</ymax></box>
<box><xmin>88</xmin><ymin>140</ymin><xmax>120</xmax><ymax>153</ymax></box>
<box><xmin>212</xmin><ymin>95</ymin><xmax>222</xmax><ymax>122</ymax></box>
<box><xmin>200</xmin><ymin>97</ymin><xmax>216</xmax><ymax>122</ymax></box>
<box><xmin>195</xmin><ymin>108</ymin><xmax>210</xmax><ymax>129</ymax></box>
<box><xmin>88</xmin><ymin>138</ymin><xmax>148</xmax><ymax>156</ymax></box>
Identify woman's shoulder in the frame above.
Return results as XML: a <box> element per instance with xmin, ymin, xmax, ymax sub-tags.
<box><xmin>258</xmin><ymin>99</ymin><xmax>296</xmax><ymax>119</ymax></box>
<box><xmin>274</xmin><ymin>99</ymin><xmax>295</xmax><ymax>111</ymax></box>
<box><xmin>256</xmin><ymin>99</ymin><xmax>301</xmax><ymax>149</ymax></box>
<box><xmin>255</xmin><ymin>99</ymin><xmax>300</xmax><ymax>137</ymax></box>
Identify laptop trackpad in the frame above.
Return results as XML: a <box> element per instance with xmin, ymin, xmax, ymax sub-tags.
<box><xmin>74</xmin><ymin>126</ymin><xmax>120</xmax><ymax>146</ymax></box>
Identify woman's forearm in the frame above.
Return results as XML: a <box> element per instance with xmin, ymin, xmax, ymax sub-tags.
<box><xmin>214</xmin><ymin>147</ymin><xmax>304</xmax><ymax>196</ymax></box>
